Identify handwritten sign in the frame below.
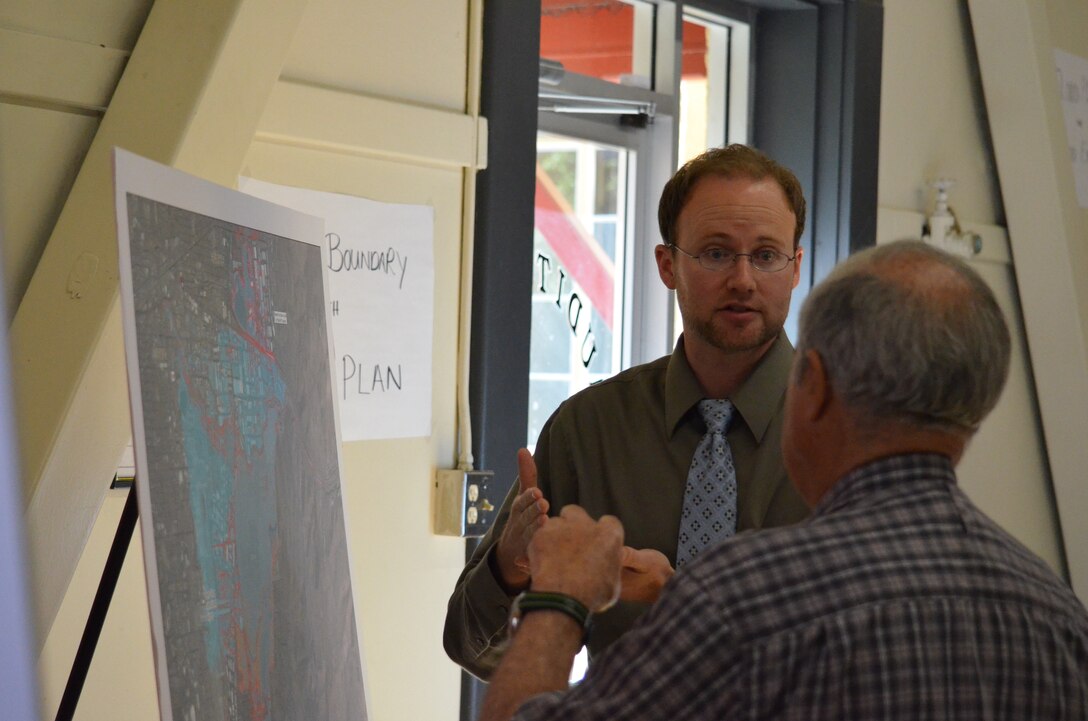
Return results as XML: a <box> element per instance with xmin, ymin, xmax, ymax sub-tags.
<box><xmin>1055</xmin><ymin>49</ymin><xmax>1088</xmax><ymax>208</ymax></box>
<box><xmin>239</xmin><ymin>177</ymin><xmax>434</xmax><ymax>441</ymax></box>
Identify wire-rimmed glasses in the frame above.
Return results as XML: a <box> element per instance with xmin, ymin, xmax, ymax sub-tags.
<box><xmin>668</xmin><ymin>243</ymin><xmax>796</xmax><ymax>273</ymax></box>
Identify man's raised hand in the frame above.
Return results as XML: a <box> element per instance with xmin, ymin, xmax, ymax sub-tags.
<box><xmin>493</xmin><ymin>448</ymin><xmax>550</xmax><ymax>591</ymax></box>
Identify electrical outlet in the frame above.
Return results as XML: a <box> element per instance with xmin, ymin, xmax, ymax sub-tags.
<box><xmin>434</xmin><ymin>469</ymin><xmax>497</xmax><ymax>537</ymax></box>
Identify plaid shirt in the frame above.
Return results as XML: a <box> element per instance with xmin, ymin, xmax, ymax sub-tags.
<box><xmin>516</xmin><ymin>454</ymin><xmax>1088</xmax><ymax>720</ymax></box>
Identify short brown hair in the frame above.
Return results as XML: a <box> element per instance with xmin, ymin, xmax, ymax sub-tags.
<box><xmin>658</xmin><ymin>144</ymin><xmax>806</xmax><ymax>248</ymax></box>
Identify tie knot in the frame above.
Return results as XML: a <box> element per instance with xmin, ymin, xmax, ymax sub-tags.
<box><xmin>698</xmin><ymin>399</ymin><xmax>734</xmax><ymax>434</ymax></box>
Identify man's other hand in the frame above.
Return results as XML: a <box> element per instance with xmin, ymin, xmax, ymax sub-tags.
<box><xmin>494</xmin><ymin>448</ymin><xmax>550</xmax><ymax>591</ymax></box>
<box><xmin>619</xmin><ymin>547</ymin><xmax>675</xmax><ymax>604</ymax></box>
<box><xmin>528</xmin><ymin>505</ymin><xmax>623</xmax><ymax>613</ymax></box>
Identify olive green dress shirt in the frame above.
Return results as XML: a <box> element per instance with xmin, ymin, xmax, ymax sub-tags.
<box><xmin>443</xmin><ymin>333</ymin><xmax>809</xmax><ymax>679</ymax></box>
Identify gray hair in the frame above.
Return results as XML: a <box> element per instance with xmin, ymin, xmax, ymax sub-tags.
<box><xmin>795</xmin><ymin>241</ymin><xmax>1011</xmax><ymax>435</ymax></box>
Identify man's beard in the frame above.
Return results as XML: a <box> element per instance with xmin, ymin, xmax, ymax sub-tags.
<box><xmin>688</xmin><ymin>311</ymin><xmax>779</xmax><ymax>354</ymax></box>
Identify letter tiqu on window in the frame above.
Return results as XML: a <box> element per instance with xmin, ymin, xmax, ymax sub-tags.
<box><xmin>535</xmin><ymin>251</ymin><xmax>598</xmax><ymax>368</ymax></box>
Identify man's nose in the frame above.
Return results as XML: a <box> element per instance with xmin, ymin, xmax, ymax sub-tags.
<box><xmin>725</xmin><ymin>255</ymin><xmax>758</xmax><ymax>289</ymax></box>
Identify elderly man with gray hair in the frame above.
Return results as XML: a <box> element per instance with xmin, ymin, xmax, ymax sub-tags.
<box><xmin>480</xmin><ymin>240</ymin><xmax>1088</xmax><ymax>721</ymax></box>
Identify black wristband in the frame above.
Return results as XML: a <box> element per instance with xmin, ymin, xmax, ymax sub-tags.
<box><xmin>509</xmin><ymin>591</ymin><xmax>592</xmax><ymax>645</ymax></box>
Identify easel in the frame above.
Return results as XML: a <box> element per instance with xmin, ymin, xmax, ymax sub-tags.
<box><xmin>54</xmin><ymin>481</ymin><xmax>138</xmax><ymax>721</ymax></box>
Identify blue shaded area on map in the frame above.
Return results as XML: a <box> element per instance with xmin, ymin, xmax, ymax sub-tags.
<box><xmin>178</xmin><ymin>377</ymin><xmax>232</xmax><ymax>672</ymax></box>
<box><xmin>175</xmin><ymin>237</ymin><xmax>287</xmax><ymax>716</ymax></box>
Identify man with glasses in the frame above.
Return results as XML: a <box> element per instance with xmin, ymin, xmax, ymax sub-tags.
<box><xmin>445</xmin><ymin>145</ymin><xmax>810</xmax><ymax>678</ymax></box>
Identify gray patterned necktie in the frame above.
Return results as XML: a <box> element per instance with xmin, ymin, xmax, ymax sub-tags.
<box><xmin>676</xmin><ymin>399</ymin><xmax>737</xmax><ymax>567</ymax></box>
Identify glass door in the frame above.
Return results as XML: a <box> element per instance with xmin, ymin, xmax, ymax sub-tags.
<box><xmin>528</xmin><ymin>133</ymin><xmax>630</xmax><ymax>451</ymax></box>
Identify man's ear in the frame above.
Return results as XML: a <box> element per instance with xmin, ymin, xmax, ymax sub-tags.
<box><xmin>790</xmin><ymin>246</ymin><xmax>804</xmax><ymax>290</ymax></box>
<box><xmin>654</xmin><ymin>244</ymin><xmax>677</xmax><ymax>290</ymax></box>
<box><xmin>797</xmin><ymin>349</ymin><xmax>832</xmax><ymax>421</ymax></box>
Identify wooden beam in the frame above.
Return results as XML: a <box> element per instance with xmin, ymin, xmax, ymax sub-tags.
<box><xmin>256</xmin><ymin>80</ymin><xmax>488</xmax><ymax>170</ymax></box>
<box><xmin>0</xmin><ymin>27</ymin><xmax>127</xmax><ymax>113</ymax></box>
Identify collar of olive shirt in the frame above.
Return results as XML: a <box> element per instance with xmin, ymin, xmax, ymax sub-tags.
<box><xmin>663</xmin><ymin>331</ymin><xmax>794</xmax><ymax>443</ymax></box>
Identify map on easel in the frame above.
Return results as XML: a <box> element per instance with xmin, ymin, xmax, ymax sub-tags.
<box><xmin>113</xmin><ymin>149</ymin><xmax>369</xmax><ymax>721</ymax></box>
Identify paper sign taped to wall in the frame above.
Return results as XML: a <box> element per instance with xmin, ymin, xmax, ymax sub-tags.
<box><xmin>1055</xmin><ymin>49</ymin><xmax>1088</xmax><ymax>208</ymax></box>
<box><xmin>239</xmin><ymin>178</ymin><xmax>435</xmax><ymax>441</ymax></box>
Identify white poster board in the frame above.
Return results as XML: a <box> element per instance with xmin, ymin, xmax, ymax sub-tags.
<box><xmin>114</xmin><ymin>149</ymin><xmax>369</xmax><ymax>721</ymax></box>
<box><xmin>239</xmin><ymin>178</ymin><xmax>435</xmax><ymax>441</ymax></box>
<box><xmin>1055</xmin><ymin>49</ymin><xmax>1088</xmax><ymax>208</ymax></box>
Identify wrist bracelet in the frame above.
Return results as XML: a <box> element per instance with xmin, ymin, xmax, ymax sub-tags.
<box><xmin>509</xmin><ymin>591</ymin><xmax>592</xmax><ymax>645</ymax></box>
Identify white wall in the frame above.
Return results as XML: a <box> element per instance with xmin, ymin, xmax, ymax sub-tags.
<box><xmin>878</xmin><ymin>0</ymin><xmax>1088</xmax><ymax>586</ymax></box>
<box><xmin>877</xmin><ymin>0</ymin><xmax>1000</xmax><ymax>225</ymax></box>
<box><xmin>966</xmin><ymin>0</ymin><xmax>1088</xmax><ymax>594</ymax></box>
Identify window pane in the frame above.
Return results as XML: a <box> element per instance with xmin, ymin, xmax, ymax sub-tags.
<box><xmin>541</xmin><ymin>0</ymin><xmax>635</xmax><ymax>83</ymax></box>
<box><xmin>529</xmin><ymin>134</ymin><xmax>628</xmax><ymax>451</ymax></box>
<box><xmin>679</xmin><ymin>18</ymin><xmax>711</xmax><ymax>164</ymax></box>
<box><xmin>594</xmin><ymin>149</ymin><xmax>619</xmax><ymax>215</ymax></box>
<box><xmin>538</xmin><ymin>150</ymin><xmax>576</xmax><ymax>205</ymax></box>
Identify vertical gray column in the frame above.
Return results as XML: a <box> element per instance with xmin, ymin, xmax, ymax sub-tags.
<box><xmin>464</xmin><ymin>1</ymin><xmax>542</xmax><ymax>719</ymax></box>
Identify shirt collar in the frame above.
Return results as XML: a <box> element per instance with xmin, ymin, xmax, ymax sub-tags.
<box><xmin>665</xmin><ymin>332</ymin><xmax>794</xmax><ymax>440</ymax></box>
<box><xmin>811</xmin><ymin>452</ymin><xmax>958</xmax><ymax>518</ymax></box>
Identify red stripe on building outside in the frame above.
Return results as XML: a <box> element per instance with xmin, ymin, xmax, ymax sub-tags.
<box><xmin>534</xmin><ymin>166</ymin><xmax>615</xmax><ymax>330</ymax></box>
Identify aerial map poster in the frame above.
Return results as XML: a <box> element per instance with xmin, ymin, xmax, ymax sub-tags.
<box><xmin>113</xmin><ymin>149</ymin><xmax>369</xmax><ymax>721</ymax></box>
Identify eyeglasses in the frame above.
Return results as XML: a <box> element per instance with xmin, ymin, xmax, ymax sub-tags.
<box><xmin>668</xmin><ymin>243</ymin><xmax>796</xmax><ymax>273</ymax></box>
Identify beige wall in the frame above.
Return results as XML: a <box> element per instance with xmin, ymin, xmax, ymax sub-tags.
<box><xmin>877</xmin><ymin>0</ymin><xmax>1001</xmax><ymax>225</ymax></box>
<box><xmin>877</xmin><ymin>0</ymin><xmax>1063</xmax><ymax>572</ymax></box>
<box><xmin>969</xmin><ymin>0</ymin><xmax>1088</xmax><ymax>596</ymax></box>
<box><xmin>879</xmin><ymin>0</ymin><xmax>1088</xmax><ymax>594</ymax></box>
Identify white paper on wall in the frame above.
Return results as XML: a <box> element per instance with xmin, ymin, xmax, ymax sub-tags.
<box><xmin>1055</xmin><ymin>49</ymin><xmax>1088</xmax><ymax>209</ymax></box>
<box><xmin>239</xmin><ymin>178</ymin><xmax>435</xmax><ymax>441</ymax></box>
